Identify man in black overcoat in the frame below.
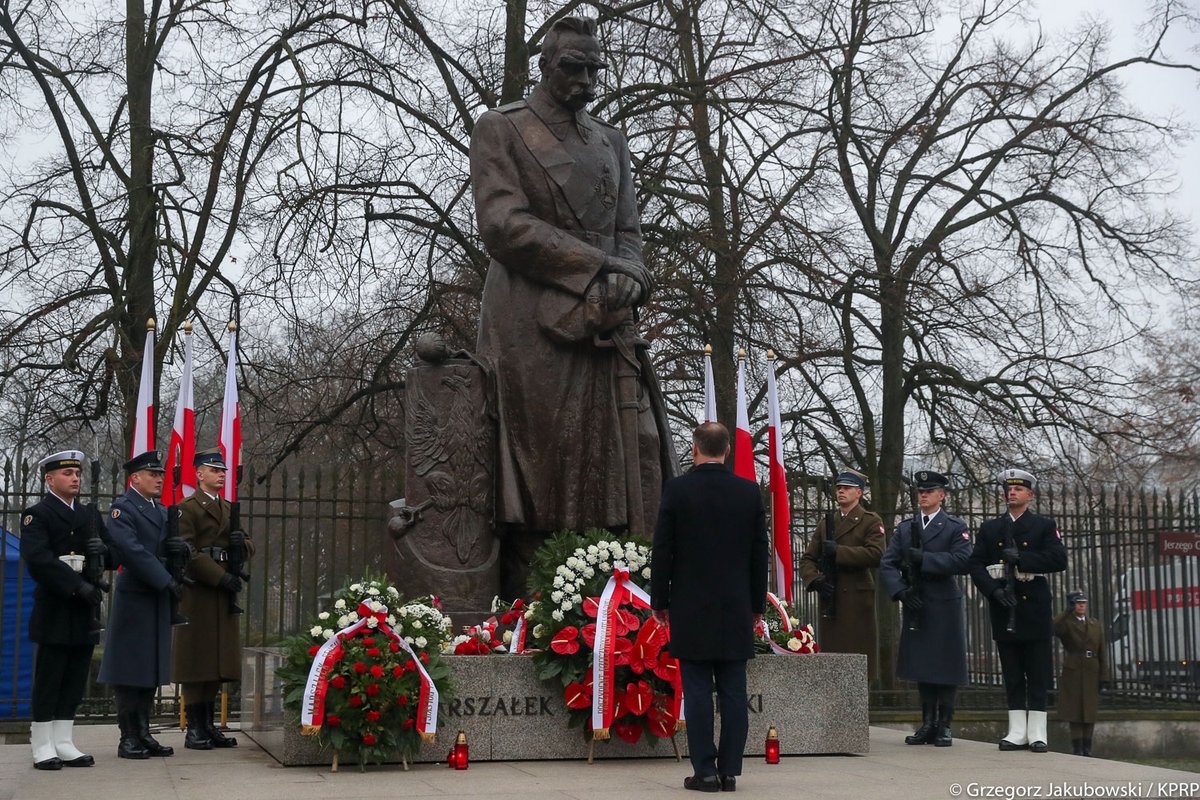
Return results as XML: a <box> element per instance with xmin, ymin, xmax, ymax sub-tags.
<box><xmin>98</xmin><ymin>451</ymin><xmax>181</xmax><ymax>759</ymax></box>
<box><xmin>880</xmin><ymin>470</ymin><xmax>972</xmax><ymax>747</ymax></box>
<box><xmin>651</xmin><ymin>422</ymin><xmax>768</xmax><ymax>793</ymax></box>
<box><xmin>968</xmin><ymin>468</ymin><xmax>1067</xmax><ymax>753</ymax></box>
<box><xmin>20</xmin><ymin>450</ymin><xmax>108</xmax><ymax>770</ymax></box>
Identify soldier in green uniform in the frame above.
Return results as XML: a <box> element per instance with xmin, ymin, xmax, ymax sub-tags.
<box><xmin>798</xmin><ymin>470</ymin><xmax>886</xmax><ymax>680</ymax></box>
<box><xmin>1054</xmin><ymin>590</ymin><xmax>1108</xmax><ymax>756</ymax></box>
<box><xmin>171</xmin><ymin>448</ymin><xmax>252</xmax><ymax>750</ymax></box>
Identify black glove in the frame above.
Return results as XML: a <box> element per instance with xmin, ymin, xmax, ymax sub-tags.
<box><xmin>167</xmin><ymin>579</ymin><xmax>185</xmax><ymax>601</ymax></box>
<box><xmin>814</xmin><ymin>579</ymin><xmax>836</xmax><ymax>603</ymax></box>
<box><xmin>822</xmin><ymin>539</ymin><xmax>838</xmax><ymax>559</ymax></box>
<box><xmin>219</xmin><ymin>573</ymin><xmax>243</xmax><ymax>593</ymax></box>
<box><xmin>908</xmin><ymin>547</ymin><xmax>924</xmax><ymax>568</ymax></box>
<box><xmin>84</xmin><ymin>537</ymin><xmax>108</xmax><ymax>557</ymax></box>
<box><xmin>897</xmin><ymin>587</ymin><xmax>924</xmax><ymax>611</ymax></box>
<box><xmin>991</xmin><ymin>586</ymin><xmax>1017</xmax><ymax>608</ymax></box>
<box><xmin>228</xmin><ymin>529</ymin><xmax>247</xmax><ymax>549</ymax></box>
<box><xmin>76</xmin><ymin>581</ymin><xmax>105</xmax><ymax>606</ymax></box>
<box><xmin>1000</xmin><ymin>546</ymin><xmax>1020</xmax><ymax>565</ymax></box>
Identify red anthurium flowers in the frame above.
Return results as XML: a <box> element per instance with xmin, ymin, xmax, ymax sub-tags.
<box><xmin>647</xmin><ymin>704</ymin><xmax>676</xmax><ymax>738</ymax></box>
<box><xmin>550</xmin><ymin>626</ymin><xmax>581</xmax><ymax>655</ymax></box>
<box><xmin>613</xmin><ymin>719</ymin><xmax>643</xmax><ymax>743</ymax></box>
<box><xmin>564</xmin><ymin>682</ymin><xmax>591</xmax><ymax>709</ymax></box>
<box><xmin>612</xmin><ymin>636</ymin><xmax>633</xmax><ymax>666</ymax></box>
<box><xmin>622</xmin><ymin>680</ymin><xmax>653</xmax><ymax>716</ymax></box>
<box><xmin>580</xmin><ymin>623</ymin><xmax>597</xmax><ymax>648</ymax></box>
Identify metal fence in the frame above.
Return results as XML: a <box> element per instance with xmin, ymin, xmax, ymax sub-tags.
<box><xmin>2</xmin><ymin>459</ymin><xmax>1198</xmax><ymax>719</ymax></box>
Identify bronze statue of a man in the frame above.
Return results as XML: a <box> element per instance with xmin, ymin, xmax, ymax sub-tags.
<box><xmin>470</xmin><ymin>16</ymin><xmax>677</xmax><ymax>598</ymax></box>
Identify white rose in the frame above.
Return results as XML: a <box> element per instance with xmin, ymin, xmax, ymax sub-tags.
<box><xmin>412</xmin><ymin>620</ymin><xmax>423</xmax><ymax>630</ymax></box>
<box><xmin>334</xmin><ymin>599</ymin><xmax>346</xmax><ymax>610</ymax></box>
<box><xmin>310</xmin><ymin>625</ymin><xmax>323</xmax><ymax>637</ymax></box>
<box><xmin>441</xmin><ymin>618</ymin><xmax>452</xmax><ymax>631</ymax></box>
<box><xmin>503</xmin><ymin>630</ymin><xmax>513</xmax><ymax>644</ymax></box>
<box><xmin>573</xmin><ymin>548</ymin><xmax>586</xmax><ymax>558</ymax></box>
<box><xmin>790</xmin><ymin>617</ymin><xmax>800</xmax><ymax>627</ymax></box>
<box><xmin>415</xmin><ymin>636</ymin><xmax>427</xmax><ymax>648</ymax></box>
<box><xmin>366</xmin><ymin>587</ymin><xmax>378</xmax><ymax>595</ymax></box>
<box><xmin>350</xmin><ymin>583</ymin><xmax>363</xmax><ymax>592</ymax></box>
<box><xmin>337</xmin><ymin>615</ymin><xmax>350</xmax><ymax>628</ymax></box>
<box><xmin>405</xmin><ymin>636</ymin><xmax>414</xmax><ymax>644</ymax></box>
<box><xmin>322</xmin><ymin>629</ymin><xmax>334</xmax><ymax>640</ymax></box>
<box><xmin>787</xmin><ymin>637</ymin><xmax>803</xmax><ymax>652</ymax></box>
<box><xmin>524</xmin><ymin>609</ymin><xmax>534</xmax><ymax>620</ymax></box>
<box><xmin>551</xmin><ymin>609</ymin><xmax>564</xmax><ymax>622</ymax></box>
<box><xmin>348</xmin><ymin>611</ymin><xmax>359</xmax><ymax>622</ymax></box>
<box><xmin>597</xmin><ymin>540</ymin><xmax>610</xmax><ymax>550</ymax></box>
<box><xmin>397</xmin><ymin>607</ymin><xmax>408</xmax><ymax>617</ymax></box>
<box><xmin>318</xmin><ymin>611</ymin><xmax>330</xmax><ymax>621</ymax></box>
<box><xmin>641</xmin><ymin>567</ymin><xmax>651</xmax><ymax>579</ymax></box>
<box><xmin>533</xmin><ymin>624</ymin><xmax>545</xmax><ymax>638</ymax></box>
<box><xmin>388</xmin><ymin>586</ymin><xmax>400</xmax><ymax>597</ymax></box>
<box><xmin>551</xmin><ymin>591</ymin><xmax>564</xmax><ymax>603</ymax></box>
<box><xmin>387</xmin><ymin>615</ymin><xmax>397</xmax><ymax>626</ymax></box>
<box><xmin>366</xmin><ymin>617</ymin><xmax>379</xmax><ymax>628</ymax></box>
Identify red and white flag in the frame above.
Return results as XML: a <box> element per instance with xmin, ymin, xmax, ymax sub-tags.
<box><xmin>131</xmin><ymin>320</ymin><xmax>156</xmax><ymax>458</ymax></box>
<box><xmin>702</xmin><ymin>345</ymin><xmax>717</xmax><ymax>422</ymax></box>
<box><xmin>734</xmin><ymin>350</ymin><xmax>757</xmax><ymax>482</ymax></box>
<box><xmin>162</xmin><ymin>326</ymin><xmax>196</xmax><ymax>504</ymax></box>
<box><xmin>219</xmin><ymin>323</ymin><xmax>241</xmax><ymax>502</ymax></box>
<box><xmin>765</xmin><ymin>351</ymin><xmax>793</xmax><ymax>603</ymax></box>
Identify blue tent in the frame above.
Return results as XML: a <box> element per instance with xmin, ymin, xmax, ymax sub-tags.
<box><xmin>1</xmin><ymin>528</ymin><xmax>34</xmax><ymax>718</ymax></box>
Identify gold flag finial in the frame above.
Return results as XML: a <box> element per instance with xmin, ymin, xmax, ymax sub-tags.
<box><xmin>738</xmin><ymin>347</ymin><xmax>746</xmax><ymax>359</ymax></box>
<box><xmin>227</xmin><ymin>320</ymin><xmax>238</xmax><ymax>332</ymax></box>
<box><xmin>766</xmin><ymin>348</ymin><xmax>776</xmax><ymax>361</ymax></box>
<box><xmin>146</xmin><ymin>317</ymin><xmax>156</xmax><ymax>331</ymax></box>
<box><xmin>704</xmin><ymin>343</ymin><xmax>712</xmax><ymax>355</ymax></box>
<box><xmin>183</xmin><ymin>321</ymin><xmax>193</xmax><ymax>334</ymax></box>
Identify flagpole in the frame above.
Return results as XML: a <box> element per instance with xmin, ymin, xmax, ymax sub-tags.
<box><xmin>765</xmin><ymin>348</ymin><xmax>793</xmax><ymax>603</ymax></box>
<box><xmin>703</xmin><ymin>343</ymin><xmax>717</xmax><ymax>423</ymax></box>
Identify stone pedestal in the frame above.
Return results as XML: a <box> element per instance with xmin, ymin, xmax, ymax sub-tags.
<box><xmin>242</xmin><ymin>648</ymin><xmax>869</xmax><ymax>765</ymax></box>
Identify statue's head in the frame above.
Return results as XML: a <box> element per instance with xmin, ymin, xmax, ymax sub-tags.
<box><xmin>538</xmin><ymin>17</ymin><xmax>608</xmax><ymax>112</ymax></box>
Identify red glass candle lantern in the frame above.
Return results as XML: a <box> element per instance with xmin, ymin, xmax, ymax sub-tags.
<box><xmin>453</xmin><ymin>730</ymin><xmax>469</xmax><ymax>770</ymax></box>
<box><xmin>765</xmin><ymin>726</ymin><xmax>780</xmax><ymax>764</ymax></box>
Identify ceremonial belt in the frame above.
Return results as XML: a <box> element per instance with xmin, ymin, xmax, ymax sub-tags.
<box><xmin>1083</xmin><ymin>650</ymin><xmax>1096</xmax><ymax>658</ymax></box>
<box><xmin>564</xmin><ymin>229</ymin><xmax>615</xmax><ymax>252</ymax></box>
<box><xmin>201</xmin><ymin>546</ymin><xmax>229</xmax><ymax>562</ymax></box>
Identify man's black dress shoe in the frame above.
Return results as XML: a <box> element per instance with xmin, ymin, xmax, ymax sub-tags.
<box><xmin>684</xmin><ymin>775</ymin><xmax>721</xmax><ymax>792</ymax></box>
<box><xmin>720</xmin><ymin>775</ymin><xmax>736</xmax><ymax>792</ymax></box>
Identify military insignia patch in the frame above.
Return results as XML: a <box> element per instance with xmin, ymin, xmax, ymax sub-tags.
<box><xmin>23</xmin><ymin>514</ymin><xmax>32</xmax><ymax>526</ymax></box>
<box><xmin>111</xmin><ymin>509</ymin><xmax>121</xmax><ymax>519</ymax></box>
<box><xmin>961</xmin><ymin>532</ymin><xmax>970</xmax><ymax>540</ymax></box>
<box><xmin>876</xmin><ymin>525</ymin><xmax>885</xmax><ymax>536</ymax></box>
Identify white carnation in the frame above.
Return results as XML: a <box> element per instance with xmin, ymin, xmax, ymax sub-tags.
<box><xmin>366</xmin><ymin>617</ymin><xmax>379</xmax><ymax>628</ymax></box>
<box><xmin>334</xmin><ymin>599</ymin><xmax>346</xmax><ymax>610</ymax></box>
<box><xmin>348</xmin><ymin>611</ymin><xmax>359</xmax><ymax>622</ymax></box>
<box><xmin>387</xmin><ymin>615</ymin><xmax>396</xmax><ymax>626</ymax></box>
<box><xmin>337</xmin><ymin>615</ymin><xmax>350</xmax><ymax>628</ymax></box>
<box><xmin>587</xmin><ymin>545</ymin><xmax>599</xmax><ymax>556</ymax></box>
<box><xmin>318</xmin><ymin>611</ymin><xmax>330</xmax><ymax>620</ymax></box>
<box><xmin>551</xmin><ymin>609</ymin><xmax>564</xmax><ymax>622</ymax></box>
<box><xmin>553</xmin><ymin>576</ymin><xmax>565</xmax><ymax>588</ymax></box>
<box><xmin>561</xmin><ymin>600</ymin><xmax>573</xmax><ymax>612</ymax></box>
<box><xmin>641</xmin><ymin>567</ymin><xmax>651</xmax><ymax>579</ymax></box>
<box><xmin>551</xmin><ymin>591</ymin><xmax>564</xmax><ymax>603</ymax></box>
<box><xmin>597</xmin><ymin>540</ymin><xmax>610</xmax><ymax>550</ymax></box>
<box><xmin>533</xmin><ymin>624</ymin><xmax>545</xmax><ymax>638</ymax></box>
<box><xmin>388</xmin><ymin>586</ymin><xmax>400</xmax><ymax>597</ymax></box>
<box><xmin>503</xmin><ymin>630</ymin><xmax>513</xmax><ymax>644</ymax></box>
<box><xmin>350</xmin><ymin>583</ymin><xmax>363</xmax><ymax>592</ymax></box>
<box><xmin>367</xmin><ymin>586</ymin><xmax>380</xmax><ymax>596</ymax></box>
<box><xmin>583</xmin><ymin>566</ymin><xmax>595</xmax><ymax>579</ymax></box>
<box><xmin>412</xmin><ymin>619</ymin><xmax>423</xmax><ymax>630</ymax></box>
<box><xmin>310</xmin><ymin>625</ymin><xmax>323</xmax><ymax>637</ymax></box>
<box><xmin>405</xmin><ymin>636</ymin><xmax>414</xmax><ymax>644</ymax></box>
<box><xmin>415</xmin><ymin>636</ymin><xmax>427</xmax><ymax>648</ymax></box>
<box><xmin>322</xmin><ymin>629</ymin><xmax>334</xmax><ymax>640</ymax></box>
<box><xmin>397</xmin><ymin>606</ymin><xmax>408</xmax><ymax>617</ymax></box>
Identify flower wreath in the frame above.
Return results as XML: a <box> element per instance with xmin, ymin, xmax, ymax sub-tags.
<box><xmin>524</xmin><ymin>529</ymin><xmax>682</xmax><ymax>744</ymax></box>
<box><xmin>754</xmin><ymin>592</ymin><xmax>819</xmax><ymax>654</ymax></box>
<box><xmin>448</xmin><ymin>598</ymin><xmax>529</xmax><ymax>655</ymax></box>
<box><xmin>277</xmin><ymin>576</ymin><xmax>455</xmax><ymax>768</ymax></box>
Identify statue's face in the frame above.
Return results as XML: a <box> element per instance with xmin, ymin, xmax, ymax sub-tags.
<box><xmin>541</xmin><ymin>33</ymin><xmax>607</xmax><ymax>112</ymax></box>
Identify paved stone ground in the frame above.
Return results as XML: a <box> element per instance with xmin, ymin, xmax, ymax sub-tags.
<box><xmin>3</xmin><ymin>724</ymin><xmax>1198</xmax><ymax>800</ymax></box>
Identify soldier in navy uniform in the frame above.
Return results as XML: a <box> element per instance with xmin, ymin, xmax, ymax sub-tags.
<box><xmin>98</xmin><ymin>451</ymin><xmax>181</xmax><ymax>759</ymax></box>
<box><xmin>470</xmin><ymin>15</ymin><xmax>676</xmax><ymax>598</ymax></box>
<box><xmin>880</xmin><ymin>470</ymin><xmax>972</xmax><ymax>747</ymax></box>
<box><xmin>20</xmin><ymin>450</ymin><xmax>107</xmax><ymax>770</ymax></box>
<box><xmin>968</xmin><ymin>469</ymin><xmax>1067</xmax><ymax>753</ymax></box>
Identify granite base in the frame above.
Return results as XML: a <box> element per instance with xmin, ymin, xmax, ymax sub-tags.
<box><xmin>242</xmin><ymin>649</ymin><xmax>868</xmax><ymax>765</ymax></box>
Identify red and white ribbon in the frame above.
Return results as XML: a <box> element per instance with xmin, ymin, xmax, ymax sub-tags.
<box><xmin>591</xmin><ymin>567</ymin><xmax>653</xmax><ymax>739</ymax></box>
<box><xmin>757</xmin><ymin>591</ymin><xmax>797</xmax><ymax>654</ymax></box>
<box><xmin>509</xmin><ymin>615</ymin><xmax>527</xmax><ymax>655</ymax></box>
<box><xmin>301</xmin><ymin>600</ymin><xmax>439</xmax><ymax>741</ymax></box>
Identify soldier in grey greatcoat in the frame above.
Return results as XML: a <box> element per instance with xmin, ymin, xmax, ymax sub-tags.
<box><xmin>880</xmin><ymin>471</ymin><xmax>972</xmax><ymax>747</ymax></box>
<box><xmin>98</xmin><ymin>451</ymin><xmax>180</xmax><ymax>759</ymax></box>
<box><xmin>469</xmin><ymin>15</ymin><xmax>677</xmax><ymax>599</ymax></box>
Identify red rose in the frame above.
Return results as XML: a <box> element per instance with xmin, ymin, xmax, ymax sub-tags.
<box><xmin>366</xmin><ymin>683</ymin><xmax>380</xmax><ymax>696</ymax></box>
<box><xmin>393</xmin><ymin>665</ymin><xmax>403</xmax><ymax>678</ymax></box>
<box><xmin>362</xmin><ymin>733</ymin><xmax>377</xmax><ymax>746</ymax></box>
<box><xmin>325</xmin><ymin>714</ymin><xmax>340</xmax><ymax>726</ymax></box>
<box><xmin>308</xmin><ymin>645</ymin><xmax>320</xmax><ymax>657</ymax></box>
<box><xmin>330</xmin><ymin>675</ymin><xmax>346</xmax><ymax>689</ymax></box>
<box><xmin>354</xmin><ymin>662</ymin><xmax>367</xmax><ymax>674</ymax></box>
<box><xmin>370</xmin><ymin>664</ymin><xmax>384</xmax><ymax>678</ymax></box>
<box><xmin>362</xmin><ymin>637</ymin><xmax>375</xmax><ymax>646</ymax></box>
<box><xmin>402</xmin><ymin>718</ymin><xmax>414</xmax><ymax>729</ymax></box>
<box><xmin>389</xmin><ymin>642</ymin><xmax>400</xmax><ymax>653</ymax></box>
<box><xmin>367</xmin><ymin>710</ymin><xmax>381</xmax><ymax>722</ymax></box>
<box><xmin>348</xmin><ymin>695</ymin><xmax>363</xmax><ymax>708</ymax></box>
<box><xmin>367</xmin><ymin>647</ymin><xmax>381</xmax><ymax>657</ymax></box>
<box><xmin>398</xmin><ymin>694</ymin><xmax>409</xmax><ymax>706</ymax></box>
<box><xmin>420</xmin><ymin>652</ymin><xmax>428</xmax><ymax>664</ymax></box>
<box><xmin>406</xmin><ymin>659</ymin><xmax>417</xmax><ymax>672</ymax></box>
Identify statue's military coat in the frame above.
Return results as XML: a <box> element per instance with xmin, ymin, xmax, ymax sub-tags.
<box><xmin>470</xmin><ymin>84</ymin><xmax>665</xmax><ymax>533</ymax></box>
<box><xmin>798</xmin><ymin>503</ymin><xmax>885</xmax><ymax>678</ymax></box>
<box><xmin>171</xmin><ymin>492</ymin><xmax>252</xmax><ymax>684</ymax></box>
<box><xmin>880</xmin><ymin>510</ymin><xmax>972</xmax><ymax>685</ymax></box>
<box><xmin>20</xmin><ymin>495</ymin><xmax>103</xmax><ymax>647</ymax></box>
<box><xmin>98</xmin><ymin>489</ymin><xmax>173</xmax><ymax>688</ymax></box>
<box><xmin>1054</xmin><ymin>609</ymin><xmax>1108</xmax><ymax>723</ymax></box>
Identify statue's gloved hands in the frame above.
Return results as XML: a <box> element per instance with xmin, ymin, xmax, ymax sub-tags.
<box><xmin>604</xmin><ymin>256</ymin><xmax>653</xmax><ymax>305</ymax></box>
<box><xmin>602</xmin><ymin>272</ymin><xmax>643</xmax><ymax>309</ymax></box>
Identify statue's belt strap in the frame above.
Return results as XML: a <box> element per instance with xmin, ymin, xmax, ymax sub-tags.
<box><xmin>564</xmin><ymin>229</ymin><xmax>614</xmax><ymax>253</ymax></box>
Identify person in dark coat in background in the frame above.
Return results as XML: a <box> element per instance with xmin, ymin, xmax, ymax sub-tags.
<box><xmin>20</xmin><ymin>450</ymin><xmax>107</xmax><ymax>770</ymax></box>
<box><xmin>798</xmin><ymin>470</ymin><xmax>886</xmax><ymax>680</ymax></box>
<box><xmin>98</xmin><ymin>451</ymin><xmax>181</xmax><ymax>759</ymax></box>
<box><xmin>1054</xmin><ymin>590</ymin><xmax>1108</xmax><ymax>756</ymax></box>
<box><xmin>969</xmin><ymin>468</ymin><xmax>1067</xmax><ymax>754</ymax></box>
<box><xmin>172</xmin><ymin>447</ymin><xmax>253</xmax><ymax>750</ymax></box>
<box><xmin>652</xmin><ymin>422</ymin><xmax>768</xmax><ymax>794</ymax></box>
<box><xmin>880</xmin><ymin>470</ymin><xmax>972</xmax><ymax>747</ymax></box>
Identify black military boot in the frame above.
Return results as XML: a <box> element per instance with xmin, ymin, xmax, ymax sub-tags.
<box><xmin>137</xmin><ymin>693</ymin><xmax>174</xmax><ymax>757</ymax></box>
<box><xmin>934</xmin><ymin>718</ymin><xmax>953</xmax><ymax>747</ymax></box>
<box><xmin>1081</xmin><ymin>738</ymin><xmax>1092</xmax><ymax>757</ymax></box>
<box><xmin>184</xmin><ymin>704</ymin><xmax>213</xmax><ymax>750</ymax></box>
<box><xmin>905</xmin><ymin>704</ymin><xmax>936</xmax><ymax>745</ymax></box>
<box><xmin>1071</xmin><ymin>738</ymin><xmax>1083</xmax><ymax>755</ymax></box>
<box><xmin>205</xmin><ymin>700</ymin><xmax>238</xmax><ymax>748</ymax></box>
<box><xmin>117</xmin><ymin>707</ymin><xmax>150</xmax><ymax>760</ymax></box>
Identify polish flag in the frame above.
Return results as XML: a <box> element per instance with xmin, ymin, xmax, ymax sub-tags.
<box><xmin>162</xmin><ymin>324</ymin><xmax>196</xmax><ymax>504</ymax></box>
<box><xmin>733</xmin><ymin>349</ymin><xmax>757</xmax><ymax>482</ymax></box>
<box><xmin>703</xmin><ymin>344</ymin><xmax>717</xmax><ymax>422</ymax></box>
<box><xmin>131</xmin><ymin>319</ymin><xmax>156</xmax><ymax>458</ymax></box>
<box><xmin>219</xmin><ymin>322</ymin><xmax>241</xmax><ymax>502</ymax></box>
<box><xmin>765</xmin><ymin>350</ymin><xmax>793</xmax><ymax>603</ymax></box>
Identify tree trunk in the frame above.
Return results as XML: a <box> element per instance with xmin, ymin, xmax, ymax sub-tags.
<box><xmin>500</xmin><ymin>0</ymin><xmax>528</xmax><ymax>105</ymax></box>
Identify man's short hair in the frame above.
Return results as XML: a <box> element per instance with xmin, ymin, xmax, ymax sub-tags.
<box><xmin>541</xmin><ymin>16</ymin><xmax>598</xmax><ymax>64</ymax></box>
<box><xmin>693</xmin><ymin>422</ymin><xmax>730</xmax><ymax>458</ymax></box>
